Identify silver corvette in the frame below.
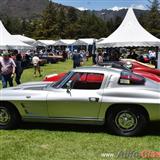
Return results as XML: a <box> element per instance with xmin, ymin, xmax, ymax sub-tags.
<box><xmin>0</xmin><ymin>66</ymin><xmax>160</xmax><ymax>136</ymax></box>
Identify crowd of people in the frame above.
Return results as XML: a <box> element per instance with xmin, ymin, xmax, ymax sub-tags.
<box><xmin>0</xmin><ymin>48</ymin><xmax>90</xmax><ymax>88</ymax></box>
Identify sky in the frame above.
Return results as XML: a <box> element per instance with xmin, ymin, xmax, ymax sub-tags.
<box><xmin>53</xmin><ymin>0</ymin><xmax>149</xmax><ymax>11</ymax></box>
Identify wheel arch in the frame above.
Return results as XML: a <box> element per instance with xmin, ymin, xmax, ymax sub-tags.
<box><xmin>0</xmin><ymin>101</ymin><xmax>21</xmax><ymax>120</ymax></box>
<box><xmin>105</xmin><ymin>103</ymin><xmax>150</xmax><ymax>122</ymax></box>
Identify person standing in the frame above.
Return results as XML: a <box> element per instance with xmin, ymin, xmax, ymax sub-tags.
<box><xmin>96</xmin><ymin>52</ymin><xmax>103</xmax><ymax>64</ymax></box>
<box><xmin>72</xmin><ymin>50</ymin><xmax>81</xmax><ymax>68</ymax></box>
<box><xmin>62</xmin><ymin>51</ymin><xmax>68</xmax><ymax>61</ymax></box>
<box><xmin>0</xmin><ymin>52</ymin><xmax>16</xmax><ymax>88</ymax></box>
<box><xmin>15</xmin><ymin>53</ymin><xmax>23</xmax><ymax>85</ymax></box>
<box><xmin>32</xmin><ymin>54</ymin><xmax>42</xmax><ymax>77</ymax></box>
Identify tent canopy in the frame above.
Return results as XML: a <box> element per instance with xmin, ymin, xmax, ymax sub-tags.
<box><xmin>0</xmin><ymin>21</ymin><xmax>32</xmax><ymax>49</ymax></box>
<box><xmin>12</xmin><ymin>35</ymin><xmax>36</xmax><ymax>45</ymax></box>
<box><xmin>73</xmin><ymin>38</ymin><xmax>96</xmax><ymax>46</ymax></box>
<box><xmin>97</xmin><ymin>8</ymin><xmax>160</xmax><ymax>48</ymax></box>
<box><xmin>38</xmin><ymin>40</ymin><xmax>56</xmax><ymax>46</ymax></box>
<box><xmin>32</xmin><ymin>40</ymin><xmax>56</xmax><ymax>47</ymax></box>
<box><xmin>54</xmin><ymin>39</ymin><xmax>76</xmax><ymax>46</ymax></box>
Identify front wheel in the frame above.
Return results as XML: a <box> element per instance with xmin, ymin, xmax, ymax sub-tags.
<box><xmin>0</xmin><ymin>104</ymin><xmax>20</xmax><ymax>129</ymax></box>
<box><xmin>106</xmin><ymin>106</ymin><xmax>148</xmax><ymax>136</ymax></box>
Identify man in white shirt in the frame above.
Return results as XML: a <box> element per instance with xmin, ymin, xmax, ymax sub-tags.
<box><xmin>32</xmin><ymin>54</ymin><xmax>42</xmax><ymax>77</ymax></box>
<box><xmin>0</xmin><ymin>52</ymin><xmax>16</xmax><ymax>88</ymax></box>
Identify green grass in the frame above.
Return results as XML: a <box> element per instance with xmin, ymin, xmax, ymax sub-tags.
<box><xmin>0</xmin><ymin>59</ymin><xmax>160</xmax><ymax>160</ymax></box>
<box><xmin>21</xmin><ymin>59</ymin><xmax>74</xmax><ymax>83</ymax></box>
<box><xmin>0</xmin><ymin>123</ymin><xmax>160</xmax><ymax>160</ymax></box>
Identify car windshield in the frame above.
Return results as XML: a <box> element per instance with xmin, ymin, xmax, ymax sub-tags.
<box><xmin>52</xmin><ymin>71</ymin><xmax>73</xmax><ymax>88</ymax></box>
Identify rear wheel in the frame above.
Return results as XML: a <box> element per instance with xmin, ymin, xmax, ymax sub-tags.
<box><xmin>106</xmin><ymin>106</ymin><xmax>148</xmax><ymax>136</ymax></box>
<box><xmin>0</xmin><ymin>104</ymin><xmax>20</xmax><ymax>129</ymax></box>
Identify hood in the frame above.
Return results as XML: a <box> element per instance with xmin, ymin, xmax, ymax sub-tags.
<box><xmin>1</xmin><ymin>81</ymin><xmax>53</xmax><ymax>91</ymax></box>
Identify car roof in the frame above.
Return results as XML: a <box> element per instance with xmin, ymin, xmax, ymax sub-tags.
<box><xmin>72</xmin><ymin>66</ymin><xmax>123</xmax><ymax>74</ymax></box>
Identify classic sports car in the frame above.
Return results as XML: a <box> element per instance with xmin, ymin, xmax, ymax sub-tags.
<box><xmin>0</xmin><ymin>67</ymin><xmax>160</xmax><ymax>136</ymax></box>
<box><xmin>137</xmin><ymin>54</ymin><xmax>150</xmax><ymax>63</ymax></box>
<box><xmin>44</xmin><ymin>60</ymin><xmax>160</xmax><ymax>82</ymax></box>
<box><xmin>121</xmin><ymin>59</ymin><xmax>160</xmax><ymax>76</ymax></box>
<box><xmin>100</xmin><ymin>60</ymin><xmax>160</xmax><ymax>83</ymax></box>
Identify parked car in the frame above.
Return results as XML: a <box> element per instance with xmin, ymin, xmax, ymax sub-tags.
<box><xmin>39</xmin><ymin>54</ymin><xmax>58</xmax><ymax>64</ymax></box>
<box><xmin>137</xmin><ymin>54</ymin><xmax>150</xmax><ymax>63</ymax></box>
<box><xmin>43</xmin><ymin>72</ymin><xmax>66</xmax><ymax>82</ymax></box>
<box><xmin>0</xmin><ymin>67</ymin><xmax>160</xmax><ymax>136</ymax></box>
<box><xmin>39</xmin><ymin>53</ymin><xmax>64</xmax><ymax>64</ymax></box>
<box><xmin>122</xmin><ymin>59</ymin><xmax>160</xmax><ymax>76</ymax></box>
<box><xmin>116</xmin><ymin>60</ymin><xmax>160</xmax><ymax>82</ymax></box>
<box><xmin>43</xmin><ymin>60</ymin><xmax>160</xmax><ymax>83</ymax></box>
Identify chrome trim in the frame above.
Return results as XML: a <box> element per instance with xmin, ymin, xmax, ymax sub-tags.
<box><xmin>22</xmin><ymin>116</ymin><xmax>105</xmax><ymax>125</ymax></box>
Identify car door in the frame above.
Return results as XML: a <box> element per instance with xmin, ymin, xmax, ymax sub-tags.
<box><xmin>47</xmin><ymin>72</ymin><xmax>105</xmax><ymax>120</ymax></box>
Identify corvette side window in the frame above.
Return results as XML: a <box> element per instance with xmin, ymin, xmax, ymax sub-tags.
<box><xmin>63</xmin><ymin>72</ymin><xmax>104</xmax><ymax>90</ymax></box>
<box><xmin>119</xmin><ymin>71</ymin><xmax>145</xmax><ymax>85</ymax></box>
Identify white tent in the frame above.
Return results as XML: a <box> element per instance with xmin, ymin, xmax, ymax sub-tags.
<box><xmin>97</xmin><ymin>38</ymin><xmax>106</xmax><ymax>43</ymax></box>
<box><xmin>12</xmin><ymin>35</ymin><xmax>36</xmax><ymax>45</ymax></box>
<box><xmin>0</xmin><ymin>20</ymin><xmax>32</xmax><ymax>49</ymax></box>
<box><xmin>54</xmin><ymin>39</ymin><xmax>76</xmax><ymax>46</ymax></box>
<box><xmin>32</xmin><ymin>40</ymin><xmax>56</xmax><ymax>47</ymax></box>
<box><xmin>73</xmin><ymin>38</ymin><xmax>96</xmax><ymax>46</ymax></box>
<box><xmin>38</xmin><ymin>40</ymin><xmax>56</xmax><ymax>46</ymax></box>
<box><xmin>32</xmin><ymin>41</ymin><xmax>46</xmax><ymax>47</ymax></box>
<box><xmin>97</xmin><ymin>8</ymin><xmax>160</xmax><ymax>48</ymax></box>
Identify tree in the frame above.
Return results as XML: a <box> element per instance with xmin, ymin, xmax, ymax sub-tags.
<box><xmin>146</xmin><ymin>0</ymin><xmax>160</xmax><ymax>37</ymax></box>
<box><xmin>56</xmin><ymin>8</ymin><xmax>67</xmax><ymax>38</ymax></box>
<box><xmin>41</xmin><ymin>1</ymin><xmax>58</xmax><ymax>38</ymax></box>
<box><xmin>67</xmin><ymin>7</ymin><xmax>78</xmax><ymax>22</ymax></box>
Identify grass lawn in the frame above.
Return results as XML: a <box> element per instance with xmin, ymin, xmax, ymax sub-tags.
<box><xmin>0</xmin><ymin>58</ymin><xmax>160</xmax><ymax>160</ymax></box>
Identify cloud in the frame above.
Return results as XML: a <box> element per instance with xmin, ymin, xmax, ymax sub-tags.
<box><xmin>77</xmin><ymin>7</ymin><xmax>88</xmax><ymax>11</ymax></box>
<box><xmin>131</xmin><ymin>4</ymin><xmax>146</xmax><ymax>10</ymax></box>
<box><xmin>109</xmin><ymin>4</ymin><xmax>146</xmax><ymax>11</ymax></box>
<box><xmin>109</xmin><ymin>6</ymin><xmax>127</xmax><ymax>11</ymax></box>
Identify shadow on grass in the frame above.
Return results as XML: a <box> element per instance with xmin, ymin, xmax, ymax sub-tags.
<box><xmin>147</xmin><ymin>121</ymin><xmax>160</xmax><ymax>136</ymax></box>
<box><xmin>19</xmin><ymin>121</ymin><xmax>160</xmax><ymax>136</ymax></box>
<box><xmin>20</xmin><ymin>122</ymin><xmax>106</xmax><ymax>133</ymax></box>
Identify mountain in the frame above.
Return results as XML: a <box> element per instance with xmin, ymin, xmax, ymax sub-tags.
<box><xmin>0</xmin><ymin>0</ymin><xmax>147</xmax><ymax>21</ymax></box>
<box><xmin>0</xmin><ymin>0</ymin><xmax>49</xmax><ymax>18</ymax></box>
<box><xmin>92</xmin><ymin>9</ymin><xmax>148</xmax><ymax>22</ymax></box>
<box><xmin>0</xmin><ymin>0</ymin><xmax>74</xmax><ymax>19</ymax></box>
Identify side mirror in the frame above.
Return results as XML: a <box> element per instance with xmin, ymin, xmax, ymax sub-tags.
<box><xmin>66</xmin><ymin>80</ymin><xmax>72</xmax><ymax>93</ymax></box>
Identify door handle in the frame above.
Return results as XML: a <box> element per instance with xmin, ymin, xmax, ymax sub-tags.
<box><xmin>26</xmin><ymin>96</ymin><xmax>31</xmax><ymax>99</ymax></box>
<box><xmin>89</xmin><ymin>97</ymin><xmax>99</xmax><ymax>102</ymax></box>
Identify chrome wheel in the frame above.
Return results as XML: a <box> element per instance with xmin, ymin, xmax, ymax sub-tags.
<box><xmin>115</xmin><ymin>111</ymin><xmax>137</xmax><ymax>131</ymax></box>
<box><xmin>0</xmin><ymin>108</ymin><xmax>11</xmax><ymax>125</ymax></box>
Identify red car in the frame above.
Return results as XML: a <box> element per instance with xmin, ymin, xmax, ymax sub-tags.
<box><xmin>130</xmin><ymin>61</ymin><xmax>160</xmax><ymax>76</ymax></box>
<box><xmin>138</xmin><ymin>54</ymin><xmax>150</xmax><ymax>63</ymax></box>
<box><xmin>43</xmin><ymin>60</ymin><xmax>160</xmax><ymax>83</ymax></box>
<box><xmin>43</xmin><ymin>72</ymin><xmax>66</xmax><ymax>82</ymax></box>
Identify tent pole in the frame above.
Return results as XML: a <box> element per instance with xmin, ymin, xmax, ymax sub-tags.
<box><xmin>157</xmin><ymin>47</ymin><xmax>160</xmax><ymax>69</ymax></box>
<box><xmin>155</xmin><ymin>47</ymin><xmax>158</xmax><ymax>68</ymax></box>
<box><xmin>87</xmin><ymin>45</ymin><xmax>89</xmax><ymax>52</ymax></box>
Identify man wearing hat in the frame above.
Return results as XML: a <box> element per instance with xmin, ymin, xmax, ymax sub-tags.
<box><xmin>0</xmin><ymin>52</ymin><xmax>16</xmax><ymax>88</ymax></box>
